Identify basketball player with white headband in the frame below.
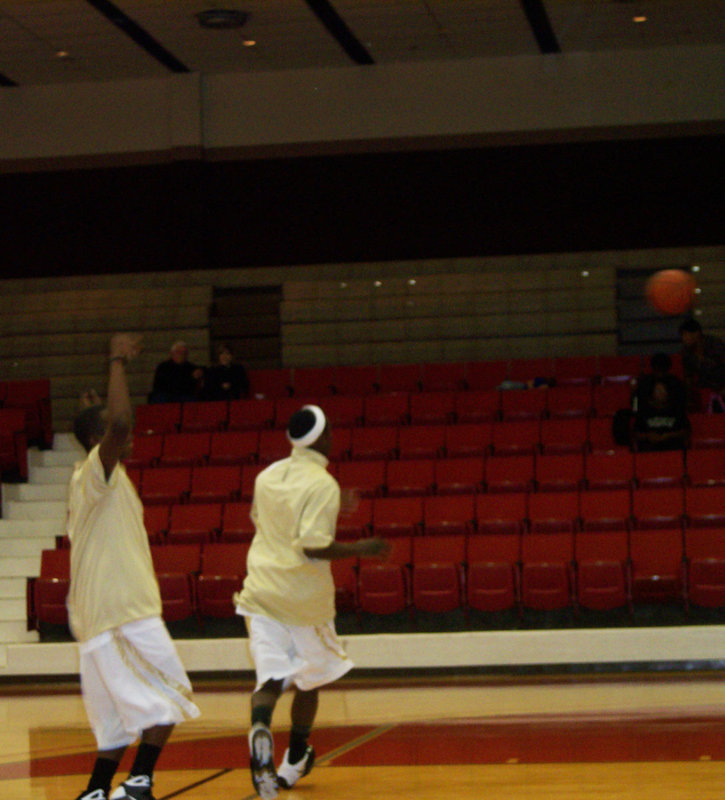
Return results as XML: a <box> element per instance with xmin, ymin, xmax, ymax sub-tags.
<box><xmin>235</xmin><ymin>404</ymin><xmax>390</xmax><ymax>799</ymax></box>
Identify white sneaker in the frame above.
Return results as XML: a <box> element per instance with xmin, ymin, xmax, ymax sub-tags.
<box><xmin>276</xmin><ymin>746</ymin><xmax>315</xmax><ymax>789</ymax></box>
<box><xmin>249</xmin><ymin>723</ymin><xmax>278</xmax><ymax>799</ymax></box>
<box><xmin>109</xmin><ymin>774</ymin><xmax>153</xmax><ymax>799</ymax></box>
<box><xmin>74</xmin><ymin>790</ymin><xmax>107</xmax><ymax>800</ymax></box>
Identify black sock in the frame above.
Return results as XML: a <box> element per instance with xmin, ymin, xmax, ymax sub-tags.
<box><xmin>288</xmin><ymin>725</ymin><xmax>312</xmax><ymax>763</ymax></box>
<box><xmin>130</xmin><ymin>742</ymin><xmax>162</xmax><ymax>779</ymax></box>
<box><xmin>252</xmin><ymin>705</ymin><xmax>273</xmax><ymax>728</ymax></box>
<box><xmin>87</xmin><ymin>756</ymin><xmax>119</xmax><ymax>794</ymax></box>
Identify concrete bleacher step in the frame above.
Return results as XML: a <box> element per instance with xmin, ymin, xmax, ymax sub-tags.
<box><xmin>2</xmin><ymin>539</ymin><xmax>58</xmax><ymax>557</ymax></box>
<box><xmin>2</xmin><ymin>483</ymin><xmax>68</xmax><ymax>502</ymax></box>
<box><xmin>0</xmin><ymin>519</ymin><xmax>65</xmax><ymax>539</ymax></box>
<box><xmin>28</xmin><ymin>449</ymin><xmax>79</xmax><ymax>468</ymax></box>
<box><xmin>0</xmin><ymin>599</ymin><xmax>27</xmax><ymax>622</ymax></box>
<box><xmin>0</xmin><ymin>577</ymin><xmax>28</xmax><ymax>599</ymax></box>
<box><xmin>28</xmin><ymin>465</ymin><xmax>74</xmax><ymax>485</ymax></box>
<box><xmin>0</xmin><ymin>622</ymin><xmax>39</xmax><ymax>643</ymax></box>
<box><xmin>53</xmin><ymin>432</ymin><xmax>83</xmax><ymax>452</ymax></box>
<box><xmin>0</xmin><ymin>557</ymin><xmax>40</xmax><ymax>578</ymax></box>
<box><xmin>2</xmin><ymin>500</ymin><xmax>67</xmax><ymax>521</ymax></box>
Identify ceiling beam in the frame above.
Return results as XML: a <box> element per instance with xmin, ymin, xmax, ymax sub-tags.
<box><xmin>86</xmin><ymin>0</ymin><xmax>190</xmax><ymax>72</ymax></box>
<box><xmin>519</xmin><ymin>0</ymin><xmax>561</xmax><ymax>54</ymax></box>
<box><xmin>304</xmin><ymin>0</ymin><xmax>374</xmax><ymax>65</ymax></box>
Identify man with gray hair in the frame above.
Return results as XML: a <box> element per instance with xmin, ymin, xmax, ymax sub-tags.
<box><xmin>236</xmin><ymin>405</ymin><xmax>389</xmax><ymax>799</ymax></box>
<box><xmin>148</xmin><ymin>340</ymin><xmax>203</xmax><ymax>404</ymax></box>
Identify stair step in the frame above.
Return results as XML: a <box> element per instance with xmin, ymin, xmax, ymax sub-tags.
<box><xmin>0</xmin><ymin>557</ymin><xmax>41</xmax><ymax>578</ymax></box>
<box><xmin>2</xmin><ymin>483</ymin><xmax>68</xmax><ymax>502</ymax></box>
<box><xmin>28</xmin><ymin>465</ymin><xmax>74</xmax><ymax>485</ymax></box>
<box><xmin>53</xmin><ymin>433</ymin><xmax>83</xmax><ymax>453</ymax></box>
<box><xmin>3</xmin><ymin>500</ymin><xmax>67</xmax><ymax>520</ymax></box>
<box><xmin>0</xmin><ymin>599</ymin><xmax>27</xmax><ymax>622</ymax></box>
<box><xmin>0</xmin><ymin>519</ymin><xmax>65</xmax><ymax>538</ymax></box>
<box><xmin>2</xmin><ymin>539</ymin><xmax>57</xmax><ymax>557</ymax></box>
<box><xmin>0</xmin><ymin>577</ymin><xmax>27</xmax><ymax>599</ymax></box>
<box><xmin>29</xmin><ymin>449</ymin><xmax>79</xmax><ymax>468</ymax></box>
<box><xmin>0</xmin><ymin>621</ymin><xmax>39</xmax><ymax>643</ymax></box>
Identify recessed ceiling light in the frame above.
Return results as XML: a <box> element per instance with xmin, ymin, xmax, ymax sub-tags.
<box><xmin>374</xmin><ymin>281</ymin><xmax>382</xmax><ymax>287</ymax></box>
<box><xmin>408</xmin><ymin>278</ymin><xmax>417</xmax><ymax>285</ymax></box>
<box><xmin>196</xmin><ymin>9</ymin><xmax>249</xmax><ymax>29</ymax></box>
<box><xmin>242</xmin><ymin>39</ymin><xmax>256</xmax><ymax>47</ymax></box>
<box><xmin>633</xmin><ymin>15</ymin><xmax>647</xmax><ymax>23</ymax></box>
<box><xmin>691</xmin><ymin>265</ymin><xmax>701</xmax><ymax>272</ymax></box>
<box><xmin>581</xmin><ymin>270</ymin><xmax>590</xmax><ymax>277</ymax></box>
<box><xmin>56</xmin><ymin>50</ymin><xmax>70</xmax><ymax>59</ymax></box>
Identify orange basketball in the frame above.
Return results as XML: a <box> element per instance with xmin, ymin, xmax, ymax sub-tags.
<box><xmin>645</xmin><ymin>269</ymin><xmax>697</xmax><ymax>315</ymax></box>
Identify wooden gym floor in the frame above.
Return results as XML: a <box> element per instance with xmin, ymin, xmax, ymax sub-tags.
<box><xmin>1</xmin><ymin>673</ymin><xmax>724</xmax><ymax>799</ymax></box>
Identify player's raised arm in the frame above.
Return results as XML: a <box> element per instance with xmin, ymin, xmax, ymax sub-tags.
<box><xmin>98</xmin><ymin>333</ymin><xmax>142</xmax><ymax>479</ymax></box>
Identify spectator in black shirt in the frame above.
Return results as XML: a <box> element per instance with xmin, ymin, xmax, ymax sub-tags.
<box><xmin>633</xmin><ymin>379</ymin><xmax>689</xmax><ymax>451</ymax></box>
<box><xmin>202</xmin><ymin>344</ymin><xmax>250</xmax><ymax>401</ymax></box>
<box><xmin>149</xmin><ymin>341</ymin><xmax>203</xmax><ymax>404</ymax></box>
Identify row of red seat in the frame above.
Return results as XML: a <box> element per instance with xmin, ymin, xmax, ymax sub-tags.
<box><xmin>51</xmin><ymin>486</ymin><xmax>725</xmax><ymax>547</ymax></box>
<box><xmin>0</xmin><ymin>379</ymin><xmax>52</xmax><ymax>450</ymax></box>
<box><xmin>136</xmin><ymin>384</ymin><xmax>645</xmax><ymax>435</ymax></box>
<box><xmin>29</xmin><ymin>525</ymin><xmax>725</xmax><ymax>630</ymax></box>
<box><xmin>127</xmin><ymin>417</ymin><xmax>725</xmax><ymax>471</ymax></box>
<box><xmin>124</xmin><ymin>449</ymin><xmax>725</xmax><ymax>506</ymax></box>
<box><xmin>245</xmin><ymin>355</ymin><xmax>663</xmax><ymax>398</ymax></box>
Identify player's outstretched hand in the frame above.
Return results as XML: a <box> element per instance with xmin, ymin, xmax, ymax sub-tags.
<box><xmin>110</xmin><ymin>333</ymin><xmax>143</xmax><ymax>363</ymax></box>
<box><xmin>358</xmin><ymin>537</ymin><xmax>391</xmax><ymax>559</ymax></box>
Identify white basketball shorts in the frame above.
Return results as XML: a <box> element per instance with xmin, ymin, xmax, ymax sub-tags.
<box><xmin>242</xmin><ymin>613</ymin><xmax>354</xmax><ymax>692</ymax></box>
<box><xmin>79</xmin><ymin>616</ymin><xmax>200</xmax><ymax>750</ymax></box>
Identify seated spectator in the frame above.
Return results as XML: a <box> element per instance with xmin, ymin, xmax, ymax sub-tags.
<box><xmin>202</xmin><ymin>343</ymin><xmax>250</xmax><ymax>401</ymax></box>
<box><xmin>149</xmin><ymin>341</ymin><xmax>203</xmax><ymax>403</ymax></box>
<box><xmin>633</xmin><ymin>379</ymin><xmax>689</xmax><ymax>451</ymax></box>
<box><xmin>634</xmin><ymin>353</ymin><xmax>686</xmax><ymax>413</ymax></box>
<box><xmin>679</xmin><ymin>318</ymin><xmax>725</xmax><ymax>412</ymax></box>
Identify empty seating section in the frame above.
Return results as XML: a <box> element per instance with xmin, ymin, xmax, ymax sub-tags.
<box><xmin>22</xmin><ymin>356</ymin><xmax>725</xmax><ymax>633</ymax></box>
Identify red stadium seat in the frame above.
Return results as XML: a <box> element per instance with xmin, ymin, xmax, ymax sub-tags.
<box><xmin>485</xmin><ymin>454</ymin><xmax>535</xmax><ymax>494</ymax></box>
<box><xmin>491</xmin><ymin>420</ymin><xmax>540</xmax><ymax>456</ymax></box>
<box><xmin>363</xmin><ymin>393</ymin><xmax>410</xmax><ymax>427</ymax></box>
<box><xmin>409</xmin><ymin>392</ymin><xmax>456</xmax><ymax>425</ymax></box>
<box><xmin>197</xmin><ymin>542</ymin><xmax>249</xmax><ymax>618</ymax></box>
<box><xmin>465</xmin><ymin>360</ymin><xmax>508</xmax><ymax>391</ymax></box>
<box><xmin>386</xmin><ymin>459</ymin><xmax>435</xmax><ymax>497</ymax></box>
<box><xmin>398</xmin><ymin>425</ymin><xmax>446</xmax><ymax>460</ymax></box>
<box><xmin>500</xmin><ymin>389</ymin><xmax>548</xmax><ymax>421</ymax></box>
<box><xmin>240</xmin><ymin>464</ymin><xmax>265</xmax><ymax>502</ymax></box>
<box><xmin>158</xmin><ymin>432</ymin><xmax>211</xmax><ymax>467</ymax></box>
<box><xmin>454</xmin><ymin>390</ymin><xmax>501</xmax><ymax>424</ymax></box>
<box><xmin>0</xmin><ymin>408</ymin><xmax>29</xmax><ymax>481</ymax></box>
<box><xmin>274</xmin><ymin>397</ymin><xmax>316</xmax><ymax>430</ymax></box>
<box><xmin>575</xmin><ymin>529</ymin><xmax>631</xmax><ymax>611</ymax></box>
<box><xmin>508</xmin><ymin>358</ymin><xmax>553</xmax><ymax>384</ymax></box>
<box><xmin>685</xmin><ymin>527</ymin><xmax>725</xmax><ymax>561</ymax></box>
<box><xmin>336</xmin><ymin>498</ymin><xmax>373</xmax><ymax>540</ymax></box>
<box><xmin>445</xmin><ymin>423</ymin><xmax>492</xmax><ymax>458</ymax></box>
<box><xmin>167</xmin><ymin>503</ymin><xmax>223</xmax><ymax>545</ymax></box>
<box><xmin>552</xmin><ymin>356</ymin><xmax>598</xmax><ymax>386</ymax></box>
<box><xmin>350</xmin><ymin>426</ymin><xmax>398</xmax><ymax>461</ymax></box>
<box><xmin>134</xmin><ymin>403</ymin><xmax>181</xmax><ymax>435</ymax></box>
<box><xmin>150</xmin><ymin>544</ymin><xmax>202</xmax><ymax>622</ymax></box>
<box><xmin>208</xmin><ymin>430</ymin><xmax>259</xmax><ymax>466</ymax></box>
<box><xmin>587</xmin><ymin>417</ymin><xmax>619</xmax><ymax>454</ymax></box>
<box><xmin>292</xmin><ymin>366</ymin><xmax>336</xmax><ymax>397</ymax></box>
<box><xmin>632</xmin><ymin>487</ymin><xmax>685</xmax><ymax>529</ymax></box>
<box><xmin>592</xmin><ymin>383</ymin><xmax>632</xmax><ymax>417</ymax></box>
<box><xmin>686</xmin><ymin>449</ymin><xmax>725</xmax><ymax>487</ymax></box>
<box><xmin>528</xmin><ymin>492</ymin><xmax>579</xmax><ymax>533</ymax></box>
<box><xmin>629</xmin><ymin>529</ymin><xmax>685</xmax><ymax>604</ymax></box>
<box><xmin>421</xmin><ymin>362</ymin><xmax>466</xmax><ymax>392</ymax></box>
<box><xmin>535</xmin><ymin>453</ymin><xmax>585</xmax><ymax>493</ymax></box>
<box><xmin>323</xmin><ymin>395</ymin><xmax>365</xmax><ymax>428</ymax></box>
<box><xmin>334</xmin><ymin>365</ymin><xmax>379</xmax><ymax>396</ymax></box>
<box><xmin>180</xmin><ymin>401</ymin><xmax>228</xmax><ymax>432</ymax></box>
<box><xmin>539</xmin><ymin>418</ymin><xmax>589</xmax><ymax>455</ymax></box>
<box><xmin>31</xmin><ymin>549</ymin><xmax>71</xmax><ymax>628</ymax></box>
<box><xmin>336</xmin><ymin>460</ymin><xmax>387</xmax><ymax>498</ymax></box>
<box><xmin>124</xmin><ymin>433</ymin><xmax>163</xmax><ymax>469</ymax></box>
<box><xmin>475</xmin><ymin>492</ymin><xmax>527</xmax><ymax>535</ymax></box>
<box><xmin>143</xmin><ymin>504</ymin><xmax>171</xmax><ymax>544</ymax></box>
<box><xmin>378</xmin><ymin>363</ymin><xmax>421</xmax><ymax>394</ymax></box>
<box><xmin>467</xmin><ymin>560</ymin><xmax>520</xmax><ymax>614</ymax></box>
<box><xmin>411</xmin><ymin>535</ymin><xmax>465</xmax><ymax>613</ymax></box>
<box><xmin>634</xmin><ymin>450</ymin><xmax>685</xmax><ymax>489</ymax></box>
<box><xmin>546</xmin><ymin>385</ymin><xmax>593</xmax><ymax>419</ymax></box>
<box><xmin>358</xmin><ymin>538</ymin><xmax>411</xmax><ymax>617</ymax></box>
<box><xmin>584</xmin><ymin>450</ymin><xmax>634</xmax><ymax>491</ymax></box>
<box><xmin>686</xmin><ymin>486</ymin><xmax>725</xmax><ymax>528</ymax></box>
<box><xmin>423</xmin><ymin>495</ymin><xmax>476</xmax><ymax>536</ymax></box>
<box><xmin>372</xmin><ymin>497</ymin><xmax>424</xmax><ymax>538</ymax></box>
<box><xmin>434</xmin><ymin>457</ymin><xmax>485</xmax><ymax>496</ymax></box>
<box><xmin>247</xmin><ymin>368</ymin><xmax>292</xmax><ymax>399</ymax></box>
<box><xmin>140</xmin><ymin>467</ymin><xmax>191</xmax><ymax>505</ymax></box>
<box><xmin>579</xmin><ymin>489</ymin><xmax>631</xmax><ymax>531</ymax></box>
<box><xmin>520</xmin><ymin>562</ymin><xmax>574</xmax><ymax>611</ymax></box>
<box><xmin>189</xmin><ymin>465</ymin><xmax>242</xmax><ymax>504</ymax></box>
<box><xmin>330</xmin><ymin>559</ymin><xmax>359</xmax><ymax>614</ymax></box>
<box><xmin>598</xmin><ymin>355</ymin><xmax>641</xmax><ymax>385</ymax></box>
<box><xmin>220</xmin><ymin>502</ymin><xmax>255</xmax><ymax>542</ymax></box>
<box><xmin>689</xmin><ymin>414</ymin><xmax>725</xmax><ymax>449</ymax></box>
<box><xmin>687</xmin><ymin>559</ymin><xmax>725</xmax><ymax>609</ymax></box>
<box><xmin>3</xmin><ymin>378</ymin><xmax>52</xmax><ymax>448</ymax></box>
<box><xmin>258</xmin><ymin>429</ymin><xmax>292</xmax><ymax>464</ymax></box>
<box><xmin>227</xmin><ymin>399</ymin><xmax>275</xmax><ymax>431</ymax></box>
<box><xmin>328</xmin><ymin>427</ymin><xmax>352</xmax><ymax>462</ymax></box>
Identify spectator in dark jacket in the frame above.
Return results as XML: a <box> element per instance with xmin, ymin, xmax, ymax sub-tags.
<box><xmin>202</xmin><ymin>344</ymin><xmax>250</xmax><ymax>401</ymax></box>
<box><xmin>149</xmin><ymin>341</ymin><xmax>203</xmax><ymax>403</ymax></box>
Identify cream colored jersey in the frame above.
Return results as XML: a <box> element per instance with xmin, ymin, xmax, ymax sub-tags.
<box><xmin>67</xmin><ymin>445</ymin><xmax>162</xmax><ymax>642</ymax></box>
<box><xmin>236</xmin><ymin>446</ymin><xmax>339</xmax><ymax>627</ymax></box>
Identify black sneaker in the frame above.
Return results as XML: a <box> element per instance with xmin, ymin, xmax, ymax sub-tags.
<box><xmin>248</xmin><ymin>722</ymin><xmax>278</xmax><ymax>799</ymax></box>
<box><xmin>109</xmin><ymin>775</ymin><xmax>155</xmax><ymax>799</ymax></box>
<box><xmin>74</xmin><ymin>790</ymin><xmax>107</xmax><ymax>800</ymax></box>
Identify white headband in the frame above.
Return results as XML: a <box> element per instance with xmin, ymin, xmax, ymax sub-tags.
<box><xmin>287</xmin><ymin>405</ymin><xmax>327</xmax><ymax>448</ymax></box>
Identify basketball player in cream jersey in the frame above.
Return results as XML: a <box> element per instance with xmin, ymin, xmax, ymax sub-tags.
<box><xmin>68</xmin><ymin>334</ymin><xmax>199</xmax><ymax>800</ymax></box>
